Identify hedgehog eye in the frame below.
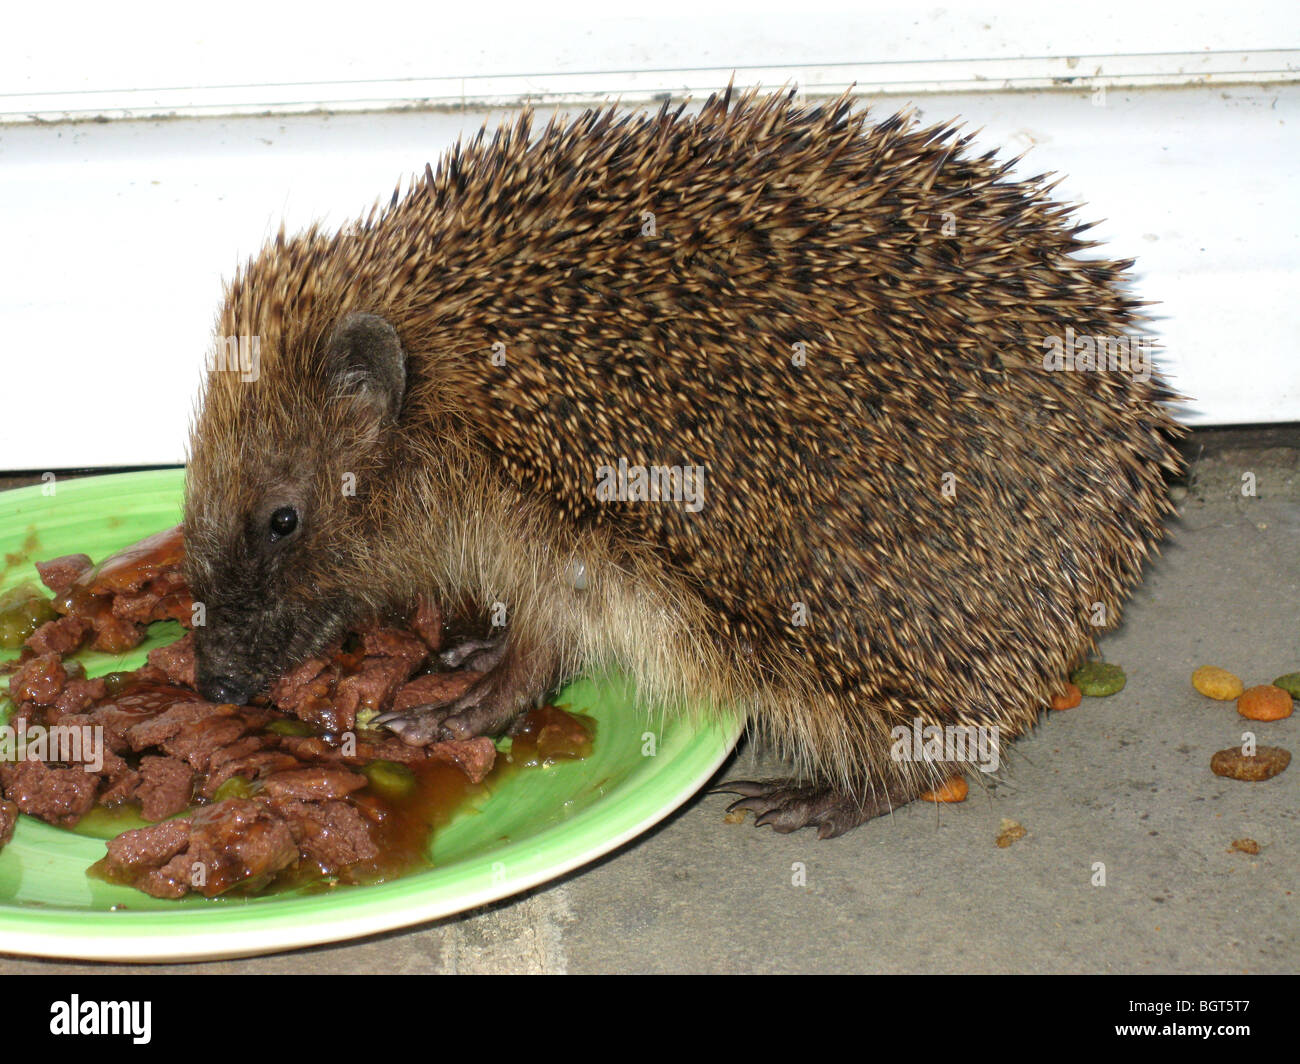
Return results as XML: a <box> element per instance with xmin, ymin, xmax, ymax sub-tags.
<box><xmin>268</xmin><ymin>507</ymin><xmax>299</xmax><ymax>541</ymax></box>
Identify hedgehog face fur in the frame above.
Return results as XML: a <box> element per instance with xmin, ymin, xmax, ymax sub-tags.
<box><xmin>183</xmin><ymin>85</ymin><xmax>1183</xmax><ymax>834</ymax></box>
<box><xmin>184</xmin><ymin>315</ymin><xmax>408</xmax><ymax>704</ymax></box>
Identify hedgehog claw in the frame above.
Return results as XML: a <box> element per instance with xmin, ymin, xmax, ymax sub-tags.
<box><xmin>712</xmin><ymin>779</ymin><xmax>769</xmax><ymax>799</ymax></box>
<box><xmin>372</xmin><ymin>704</ymin><xmax>455</xmax><ymax>746</ymax></box>
<box><xmin>438</xmin><ymin>634</ymin><xmax>508</xmax><ymax>670</ymax></box>
<box><xmin>714</xmin><ymin>778</ymin><xmax>920</xmax><ymax>838</ymax></box>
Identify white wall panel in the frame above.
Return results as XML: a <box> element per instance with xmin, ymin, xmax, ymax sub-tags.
<box><xmin>0</xmin><ymin>3</ymin><xmax>1296</xmax><ymax>468</ymax></box>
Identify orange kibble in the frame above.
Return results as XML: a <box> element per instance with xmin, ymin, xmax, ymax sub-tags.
<box><xmin>1050</xmin><ymin>683</ymin><xmax>1082</xmax><ymax>710</ymax></box>
<box><xmin>920</xmin><ymin>776</ymin><xmax>969</xmax><ymax>803</ymax></box>
<box><xmin>1237</xmin><ymin>684</ymin><xmax>1294</xmax><ymax>722</ymax></box>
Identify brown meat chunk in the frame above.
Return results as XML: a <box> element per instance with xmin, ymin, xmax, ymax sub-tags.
<box><xmin>96</xmin><ymin>748</ymin><xmax>132</xmax><ymax>781</ymax></box>
<box><xmin>89</xmin><ymin>689</ymin><xmax>197</xmax><ymax>754</ymax></box>
<box><xmin>427</xmin><ymin>737</ymin><xmax>498</xmax><ymax>785</ymax></box>
<box><xmin>105</xmin><ymin>799</ymin><xmax>299</xmax><ymax>899</ymax></box>
<box><xmin>267</xmin><ymin>653</ymin><xmax>335</xmax><ymax>716</ymax></box>
<box><xmin>24</xmin><ymin>614</ymin><xmax>92</xmax><ymax>656</ymax></box>
<box><xmin>0</xmin><ymin>799</ymin><xmax>17</xmax><ymax>847</ymax></box>
<box><xmin>110</xmin><ymin>588</ymin><xmax>164</xmax><ymax>625</ymax></box>
<box><xmin>200</xmin><ymin>750</ymin><xmax>299</xmax><ymax>799</ymax></box>
<box><xmin>113</xmin><ymin>578</ymin><xmax>194</xmax><ymax>627</ymax></box>
<box><xmin>3</xmin><ymin>760</ymin><xmax>99</xmax><ymax>826</ymax></box>
<box><xmin>38</xmin><ymin>713</ymin><xmax>120</xmax><ymax>773</ymax></box>
<box><xmin>273</xmin><ymin>799</ymin><xmax>379</xmax><ymax>870</ymax></box>
<box><xmin>351</xmin><ymin>736</ymin><xmax>433</xmax><ymax>764</ymax></box>
<box><xmin>154</xmin><ymin>589</ymin><xmax>195</xmax><ymax>627</ymax></box>
<box><xmin>139</xmin><ymin>854</ymin><xmax>198</xmax><ymax>899</ymax></box>
<box><xmin>137</xmin><ymin>756</ymin><xmax>195</xmax><ymax>821</ymax></box>
<box><xmin>104</xmin><ymin>816</ymin><xmax>191</xmax><ymax>869</ymax></box>
<box><xmin>34</xmin><ymin>554</ymin><xmax>93</xmax><ymax>596</ymax></box>
<box><xmin>79</xmin><ymin>525</ymin><xmax>184</xmax><ymax>596</ymax></box>
<box><xmin>7</xmin><ymin>652</ymin><xmax>67</xmax><ymax>706</ymax></box>
<box><xmin>161</xmin><ymin>714</ymin><xmax>251</xmax><ymax>772</ymax></box>
<box><xmin>183</xmin><ymin>799</ymin><xmax>299</xmax><ymax>897</ymax></box>
<box><xmin>52</xmin><ymin>676</ymin><xmax>108</xmax><ymax>715</ymax></box>
<box><xmin>98</xmin><ymin>769</ymin><xmax>141</xmax><ymax>806</ymax></box>
<box><xmin>360</xmin><ymin>626</ymin><xmax>429</xmax><ymax>670</ymax></box>
<box><xmin>88</xmin><ymin>612</ymin><xmax>147</xmax><ymax>654</ymax></box>
<box><xmin>332</xmin><ymin>657</ymin><xmax>416</xmax><ymax>731</ymax></box>
<box><xmin>293</xmin><ymin>701</ymin><xmax>347</xmax><ymax>733</ymax></box>
<box><xmin>410</xmin><ymin>595</ymin><xmax>442</xmax><ymax>651</ymax></box>
<box><xmin>260</xmin><ymin>766</ymin><xmax>369</xmax><ymax>802</ymax></box>
<box><xmin>124</xmin><ymin>699</ymin><xmax>228</xmax><ymax>751</ymax></box>
<box><xmin>145</xmin><ymin>568</ymin><xmax>189</xmax><ymax>598</ymax></box>
<box><xmin>204</xmin><ymin>734</ymin><xmax>270</xmax><ymax>775</ymax></box>
<box><xmin>390</xmin><ymin>670</ymin><xmax>481</xmax><ymax>713</ymax></box>
<box><xmin>145</xmin><ymin>633</ymin><xmax>197</xmax><ymax>688</ymax></box>
<box><xmin>275</xmin><ymin>734</ymin><xmax>338</xmax><ymax>762</ymax></box>
<box><xmin>129</xmin><ymin>664</ymin><xmax>171</xmax><ymax>686</ymax></box>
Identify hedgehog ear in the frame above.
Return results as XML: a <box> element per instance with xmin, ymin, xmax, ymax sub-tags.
<box><xmin>323</xmin><ymin>313</ymin><xmax>406</xmax><ymax>423</ymax></box>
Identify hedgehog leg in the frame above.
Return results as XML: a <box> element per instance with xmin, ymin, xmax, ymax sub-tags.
<box><xmin>713</xmin><ymin>777</ymin><xmax>922</xmax><ymax>839</ymax></box>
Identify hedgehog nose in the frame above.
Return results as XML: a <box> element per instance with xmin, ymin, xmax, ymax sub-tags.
<box><xmin>201</xmin><ymin>675</ymin><xmax>251</xmax><ymax>706</ymax></box>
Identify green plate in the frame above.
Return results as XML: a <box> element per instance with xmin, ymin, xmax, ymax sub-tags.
<box><xmin>0</xmin><ymin>470</ymin><xmax>742</xmax><ymax>961</ymax></box>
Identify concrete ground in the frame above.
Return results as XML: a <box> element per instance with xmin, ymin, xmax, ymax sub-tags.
<box><xmin>1</xmin><ymin>425</ymin><xmax>1297</xmax><ymax>973</ymax></box>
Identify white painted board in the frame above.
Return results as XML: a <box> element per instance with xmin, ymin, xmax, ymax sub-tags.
<box><xmin>1</xmin><ymin>85</ymin><xmax>1296</xmax><ymax>469</ymax></box>
<box><xmin>2</xmin><ymin>0</ymin><xmax>1296</xmax><ymax>115</ymax></box>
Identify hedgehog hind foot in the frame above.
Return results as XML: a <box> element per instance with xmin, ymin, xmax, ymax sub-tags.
<box><xmin>714</xmin><ymin>778</ymin><xmax>921</xmax><ymax>839</ymax></box>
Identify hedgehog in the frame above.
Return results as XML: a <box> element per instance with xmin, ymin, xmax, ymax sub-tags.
<box><xmin>182</xmin><ymin>85</ymin><xmax>1184</xmax><ymax>838</ymax></box>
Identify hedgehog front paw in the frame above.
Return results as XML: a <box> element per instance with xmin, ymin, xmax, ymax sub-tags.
<box><xmin>373</xmin><ymin>673</ymin><xmax>525</xmax><ymax>746</ymax></box>
<box><xmin>713</xmin><ymin>778</ymin><xmax>919</xmax><ymax>839</ymax></box>
<box><xmin>372</xmin><ymin>702</ymin><xmax>462</xmax><ymax>745</ymax></box>
<box><xmin>431</xmin><ymin>674</ymin><xmax>526</xmax><ymax>741</ymax></box>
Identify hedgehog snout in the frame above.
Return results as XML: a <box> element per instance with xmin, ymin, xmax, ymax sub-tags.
<box><xmin>191</xmin><ymin>597</ymin><xmax>281</xmax><ymax>706</ymax></box>
<box><xmin>192</xmin><ymin>583</ymin><xmax>355</xmax><ymax>707</ymax></box>
<box><xmin>199</xmin><ymin>673</ymin><xmax>253</xmax><ymax>706</ymax></box>
<box><xmin>193</xmin><ymin>631</ymin><xmax>268</xmax><ymax>706</ymax></box>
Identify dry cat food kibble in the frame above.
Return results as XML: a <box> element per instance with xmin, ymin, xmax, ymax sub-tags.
<box><xmin>1210</xmin><ymin>745</ymin><xmax>1291</xmax><ymax>782</ymax></box>
<box><xmin>1050</xmin><ymin>683</ymin><xmax>1082</xmax><ymax>711</ymax></box>
<box><xmin>995</xmin><ymin>817</ymin><xmax>1027</xmax><ymax>848</ymax></box>
<box><xmin>1070</xmin><ymin>662</ymin><xmax>1126</xmax><ymax>697</ymax></box>
<box><xmin>920</xmin><ymin>776</ymin><xmax>969</xmax><ymax>803</ymax></box>
<box><xmin>1272</xmin><ymin>673</ymin><xmax>1300</xmax><ymax>699</ymax></box>
<box><xmin>1230</xmin><ymin>838</ymin><xmax>1261</xmax><ymax>855</ymax></box>
<box><xmin>1191</xmin><ymin>666</ymin><xmax>1245</xmax><ymax>701</ymax></box>
<box><xmin>1236</xmin><ymin>684</ymin><xmax>1294</xmax><ymax>722</ymax></box>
